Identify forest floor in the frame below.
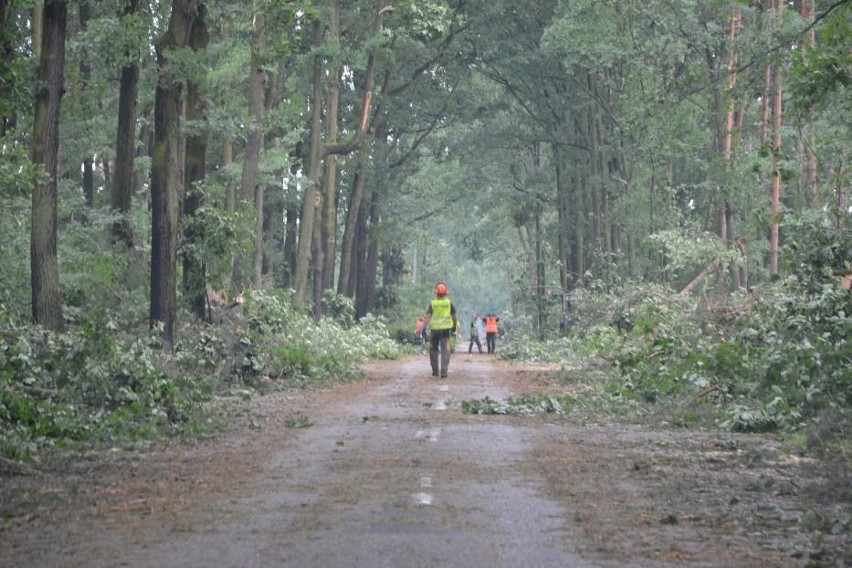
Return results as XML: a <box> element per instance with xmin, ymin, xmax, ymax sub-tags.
<box><xmin>0</xmin><ymin>354</ymin><xmax>849</xmax><ymax>567</ymax></box>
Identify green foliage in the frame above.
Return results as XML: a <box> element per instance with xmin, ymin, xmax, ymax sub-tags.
<box><xmin>0</xmin><ymin>315</ymin><xmax>214</xmax><ymax>460</ymax></box>
<box><xmin>323</xmin><ymin>290</ymin><xmax>355</xmax><ymax>327</ymax></box>
<box><xmin>787</xmin><ymin>6</ymin><xmax>852</xmax><ymax>114</ymax></box>
<box><xmin>500</xmin><ymin>336</ymin><xmax>578</xmax><ymax>365</ymax></box>
<box><xmin>235</xmin><ymin>290</ymin><xmax>400</xmax><ymax>387</ymax></box>
<box><xmin>646</xmin><ymin>229</ymin><xmax>740</xmax><ymax>281</ymax></box>
<box><xmin>461</xmin><ymin>393</ymin><xmax>576</xmax><ymax>415</ymax></box>
<box><xmin>500</xmin><ymin>213</ymin><xmax>850</xmax><ymax>438</ymax></box>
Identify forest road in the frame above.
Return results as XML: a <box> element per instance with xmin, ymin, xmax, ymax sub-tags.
<box><xmin>1</xmin><ymin>355</ymin><xmax>813</xmax><ymax>567</ymax></box>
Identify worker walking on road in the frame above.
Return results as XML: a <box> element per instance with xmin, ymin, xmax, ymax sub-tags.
<box><xmin>483</xmin><ymin>313</ymin><xmax>501</xmax><ymax>354</ymax></box>
<box><xmin>423</xmin><ymin>282</ymin><xmax>459</xmax><ymax>378</ymax></box>
<box><xmin>468</xmin><ymin>313</ymin><xmax>483</xmax><ymax>353</ymax></box>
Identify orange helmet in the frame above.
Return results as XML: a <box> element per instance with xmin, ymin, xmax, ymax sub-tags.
<box><xmin>435</xmin><ymin>282</ymin><xmax>448</xmax><ymax>295</ymax></box>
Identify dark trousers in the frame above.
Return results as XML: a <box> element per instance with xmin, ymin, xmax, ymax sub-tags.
<box><xmin>468</xmin><ymin>334</ymin><xmax>482</xmax><ymax>353</ymax></box>
<box><xmin>486</xmin><ymin>332</ymin><xmax>497</xmax><ymax>354</ymax></box>
<box><xmin>429</xmin><ymin>329</ymin><xmax>452</xmax><ymax>377</ymax></box>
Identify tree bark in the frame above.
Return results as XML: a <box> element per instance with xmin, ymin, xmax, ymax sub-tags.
<box><xmin>30</xmin><ymin>0</ymin><xmax>66</xmax><ymax>331</ymax></box>
<box><xmin>338</xmin><ymin>147</ymin><xmax>369</xmax><ymax>297</ymax></box>
<box><xmin>0</xmin><ymin>0</ymin><xmax>16</xmax><ymax>136</ymax></box>
<box><xmin>358</xmin><ymin>186</ymin><xmax>381</xmax><ymax>318</ymax></box>
<box><xmin>111</xmin><ymin>0</ymin><xmax>142</xmax><ymax>249</ymax></box>
<box><xmin>182</xmin><ymin>4</ymin><xmax>209</xmax><ymax>321</ymax></box>
<box><xmin>801</xmin><ymin>0</ymin><xmax>818</xmax><ymax>207</ymax></box>
<box><xmin>293</xmin><ymin>16</ymin><xmax>325</xmax><ymax>305</ymax></box>
<box><xmin>724</xmin><ymin>8</ymin><xmax>743</xmax><ymax>289</ymax></box>
<box><xmin>229</xmin><ymin>6</ymin><xmax>267</xmax><ymax>289</ymax></box>
<box><xmin>150</xmin><ymin>0</ymin><xmax>198</xmax><ymax>343</ymax></box>
<box><xmin>769</xmin><ymin>0</ymin><xmax>783</xmax><ymax>275</ymax></box>
<box><xmin>319</xmin><ymin>0</ymin><xmax>342</xmax><ymax>303</ymax></box>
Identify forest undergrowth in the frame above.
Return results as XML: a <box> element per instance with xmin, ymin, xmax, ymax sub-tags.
<box><xmin>1</xmin><ymin>212</ymin><xmax>849</xmax><ymax>496</ymax></box>
<box><xmin>501</xmin><ymin>214</ymin><xmax>850</xmax><ymax>502</ymax></box>
<box><xmin>0</xmin><ymin>289</ymin><xmax>400</xmax><ymax>466</ymax></box>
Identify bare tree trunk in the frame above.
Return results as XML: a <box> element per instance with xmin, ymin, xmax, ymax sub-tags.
<box><xmin>576</xmin><ymin>169</ymin><xmax>587</xmax><ymax>279</ymax></box>
<box><xmin>32</xmin><ymin>0</ymin><xmax>43</xmax><ymax>58</ymax></box>
<box><xmin>724</xmin><ymin>8</ymin><xmax>743</xmax><ymax>289</ymax></box>
<box><xmin>111</xmin><ymin>0</ymin><xmax>142</xmax><ymax>248</ymax></box>
<box><xmin>587</xmin><ymin>74</ymin><xmax>602</xmax><ymax>259</ymax></box>
<box><xmin>82</xmin><ymin>158</ymin><xmax>94</xmax><ymax>207</ymax></box>
<box><xmin>534</xmin><ymin>208</ymin><xmax>546</xmax><ymax>339</ymax></box>
<box><xmin>0</xmin><ymin>0</ymin><xmax>16</xmax><ymax>136</ymax></box>
<box><xmin>77</xmin><ymin>2</ymin><xmax>94</xmax><ymax>209</ymax></box>
<box><xmin>182</xmin><ymin>4</ymin><xmax>209</xmax><ymax>321</ymax></box>
<box><xmin>150</xmin><ymin>0</ymin><xmax>199</xmax><ymax>344</ymax></box>
<box><xmin>360</xmin><ymin>187</ymin><xmax>381</xmax><ymax>318</ymax></box>
<box><xmin>769</xmin><ymin>0</ymin><xmax>783</xmax><ymax>275</ymax></box>
<box><xmin>293</xmin><ymin>17</ymin><xmax>324</xmax><ymax>304</ymax></box>
<box><xmin>554</xmin><ymin>145</ymin><xmax>570</xmax><ymax>291</ymax></box>
<box><xmin>319</xmin><ymin>0</ymin><xmax>341</xmax><ymax>298</ymax></box>
<box><xmin>236</xmin><ymin>7</ymin><xmax>266</xmax><ymax>288</ymax></box>
<box><xmin>338</xmin><ymin>147</ymin><xmax>368</xmax><ymax>296</ymax></box>
<box><xmin>802</xmin><ymin>0</ymin><xmax>818</xmax><ymax>207</ymax></box>
<box><xmin>350</xmin><ymin>188</ymin><xmax>368</xmax><ymax>300</ymax></box>
<box><xmin>30</xmin><ymin>0</ymin><xmax>66</xmax><ymax>331</ymax></box>
<box><xmin>281</xmin><ymin>205</ymin><xmax>297</xmax><ymax>289</ymax></box>
<box><xmin>312</xmin><ymin>210</ymin><xmax>323</xmax><ymax>319</ymax></box>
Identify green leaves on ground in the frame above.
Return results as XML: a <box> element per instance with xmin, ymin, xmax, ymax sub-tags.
<box><xmin>1</xmin><ymin>289</ymin><xmax>401</xmax><ymax>461</ymax></box>
<box><xmin>461</xmin><ymin>394</ymin><xmax>576</xmax><ymax>415</ymax></box>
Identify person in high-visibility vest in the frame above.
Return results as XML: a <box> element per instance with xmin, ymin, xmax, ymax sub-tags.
<box><xmin>415</xmin><ymin>315</ymin><xmax>427</xmax><ymax>346</ymax></box>
<box><xmin>483</xmin><ymin>313</ymin><xmax>501</xmax><ymax>354</ymax></box>
<box><xmin>422</xmin><ymin>282</ymin><xmax>459</xmax><ymax>378</ymax></box>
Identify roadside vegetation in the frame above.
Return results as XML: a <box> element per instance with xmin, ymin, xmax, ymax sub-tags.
<box><xmin>1</xmin><ymin>278</ymin><xmax>400</xmax><ymax>463</ymax></box>
<box><xmin>497</xmin><ymin>211</ymin><xmax>850</xmax><ymax>500</ymax></box>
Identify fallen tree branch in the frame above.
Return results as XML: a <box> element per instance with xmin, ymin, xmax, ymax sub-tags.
<box><xmin>680</xmin><ymin>259</ymin><xmax>720</xmax><ymax>297</ymax></box>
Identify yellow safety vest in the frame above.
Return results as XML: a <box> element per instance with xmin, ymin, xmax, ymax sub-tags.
<box><xmin>429</xmin><ymin>298</ymin><xmax>453</xmax><ymax>330</ymax></box>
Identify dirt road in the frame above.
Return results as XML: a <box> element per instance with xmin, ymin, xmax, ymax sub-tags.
<box><xmin>1</xmin><ymin>355</ymin><xmax>845</xmax><ymax>567</ymax></box>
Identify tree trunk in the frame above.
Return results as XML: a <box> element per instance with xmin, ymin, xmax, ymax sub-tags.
<box><xmin>111</xmin><ymin>0</ymin><xmax>142</xmax><ymax>249</ymax></box>
<box><xmin>281</xmin><ymin>205</ymin><xmax>298</xmax><ymax>289</ymax></box>
<box><xmin>350</xmin><ymin>186</ymin><xmax>368</xmax><ymax>300</ymax></box>
<box><xmin>554</xmin><ymin>145</ymin><xmax>570</xmax><ymax>291</ymax></box>
<box><xmin>234</xmin><ymin>7</ymin><xmax>266</xmax><ymax>289</ymax></box>
<box><xmin>182</xmin><ymin>4</ymin><xmax>209</xmax><ymax>321</ymax></box>
<box><xmin>293</xmin><ymin>16</ymin><xmax>324</xmax><ymax>304</ymax></box>
<box><xmin>360</xmin><ymin>187</ymin><xmax>381</xmax><ymax>319</ymax></box>
<box><xmin>82</xmin><ymin>157</ymin><xmax>94</xmax><ymax>207</ymax></box>
<box><xmin>150</xmin><ymin>0</ymin><xmax>198</xmax><ymax>344</ymax></box>
<box><xmin>724</xmin><ymin>8</ymin><xmax>743</xmax><ymax>289</ymax></box>
<box><xmin>769</xmin><ymin>0</ymin><xmax>783</xmax><ymax>275</ymax></box>
<box><xmin>0</xmin><ymin>0</ymin><xmax>16</xmax><ymax>136</ymax></box>
<box><xmin>801</xmin><ymin>0</ymin><xmax>818</xmax><ymax>207</ymax></box>
<box><xmin>587</xmin><ymin>74</ymin><xmax>602</xmax><ymax>260</ymax></box>
<box><xmin>338</xmin><ymin>146</ymin><xmax>369</xmax><ymax>297</ymax></box>
<box><xmin>30</xmin><ymin>0</ymin><xmax>66</xmax><ymax>331</ymax></box>
<box><xmin>32</xmin><ymin>0</ymin><xmax>43</xmax><ymax>58</ymax></box>
<box><xmin>319</xmin><ymin>0</ymin><xmax>341</xmax><ymax>300</ymax></box>
<box><xmin>534</xmin><ymin>208</ymin><xmax>546</xmax><ymax>340</ymax></box>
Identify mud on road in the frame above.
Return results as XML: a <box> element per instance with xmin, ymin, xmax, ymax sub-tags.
<box><xmin>1</xmin><ymin>355</ymin><xmax>849</xmax><ymax>567</ymax></box>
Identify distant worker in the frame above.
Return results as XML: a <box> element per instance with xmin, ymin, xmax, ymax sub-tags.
<box><xmin>415</xmin><ymin>315</ymin><xmax>427</xmax><ymax>346</ymax></box>
<box><xmin>483</xmin><ymin>313</ymin><xmax>501</xmax><ymax>354</ymax></box>
<box><xmin>468</xmin><ymin>313</ymin><xmax>483</xmax><ymax>353</ymax></box>
<box><xmin>422</xmin><ymin>282</ymin><xmax>459</xmax><ymax>378</ymax></box>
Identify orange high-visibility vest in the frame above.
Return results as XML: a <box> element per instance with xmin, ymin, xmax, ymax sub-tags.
<box><xmin>484</xmin><ymin>316</ymin><xmax>499</xmax><ymax>334</ymax></box>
